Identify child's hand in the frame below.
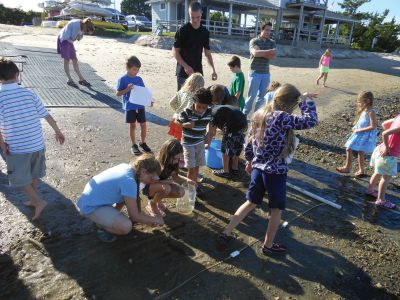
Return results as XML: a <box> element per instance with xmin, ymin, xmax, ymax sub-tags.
<box><xmin>352</xmin><ymin>127</ymin><xmax>358</xmax><ymax>133</ymax></box>
<box><xmin>186</xmin><ymin>178</ymin><xmax>198</xmax><ymax>187</ymax></box>
<box><xmin>152</xmin><ymin>216</ymin><xmax>164</xmax><ymax>227</ymax></box>
<box><xmin>245</xmin><ymin>162</ymin><xmax>253</xmax><ymax>175</ymax></box>
<box><xmin>379</xmin><ymin>145</ymin><xmax>388</xmax><ymax>156</ymax></box>
<box><xmin>204</xmin><ymin>143</ymin><xmax>210</xmax><ymax>149</ymax></box>
<box><xmin>302</xmin><ymin>92</ymin><xmax>318</xmax><ymax>100</ymax></box>
<box><xmin>0</xmin><ymin>142</ymin><xmax>9</xmax><ymax>157</ymax></box>
<box><xmin>183</xmin><ymin>122</ymin><xmax>194</xmax><ymax>129</ymax></box>
<box><xmin>127</xmin><ymin>83</ymin><xmax>134</xmax><ymax>91</ymax></box>
<box><xmin>55</xmin><ymin>130</ymin><xmax>65</xmax><ymax>145</ymax></box>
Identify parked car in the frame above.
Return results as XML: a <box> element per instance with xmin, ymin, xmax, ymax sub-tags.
<box><xmin>125</xmin><ymin>15</ymin><xmax>152</xmax><ymax>32</ymax></box>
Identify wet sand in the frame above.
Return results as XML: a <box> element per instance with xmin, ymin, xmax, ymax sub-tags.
<box><xmin>0</xmin><ymin>25</ymin><xmax>399</xmax><ymax>299</ymax></box>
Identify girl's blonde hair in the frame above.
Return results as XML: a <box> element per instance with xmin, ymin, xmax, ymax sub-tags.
<box><xmin>248</xmin><ymin>83</ymin><xmax>301</xmax><ymax>159</ymax></box>
<box><xmin>267</xmin><ymin>80</ymin><xmax>281</xmax><ymax>92</ymax></box>
<box><xmin>180</xmin><ymin>73</ymin><xmax>205</xmax><ymax>94</ymax></box>
<box><xmin>324</xmin><ymin>49</ymin><xmax>332</xmax><ymax>56</ymax></box>
<box><xmin>130</xmin><ymin>153</ymin><xmax>161</xmax><ymax>211</ymax></box>
<box><xmin>353</xmin><ymin>91</ymin><xmax>374</xmax><ymax>126</ymax></box>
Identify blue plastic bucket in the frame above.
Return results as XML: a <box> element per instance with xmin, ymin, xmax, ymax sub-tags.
<box><xmin>206</xmin><ymin>139</ymin><xmax>223</xmax><ymax>169</ymax></box>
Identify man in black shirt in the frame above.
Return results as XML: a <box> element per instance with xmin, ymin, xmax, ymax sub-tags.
<box><xmin>172</xmin><ymin>1</ymin><xmax>217</xmax><ymax>91</ymax></box>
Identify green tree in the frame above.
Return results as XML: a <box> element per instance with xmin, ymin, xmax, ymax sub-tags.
<box><xmin>121</xmin><ymin>0</ymin><xmax>151</xmax><ymax>18</ymax></box>
<box><xmin>339</xmin><ymin>0</ymin><xmax>370</xmax><ymax>16</ymax></box>
<box><xmin>337</xmin><ymin>0</ymin><xmax>400</xmax><ymax>52</ymax></box>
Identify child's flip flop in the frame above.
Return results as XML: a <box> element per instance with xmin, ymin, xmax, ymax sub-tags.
<box><xmin>67</xmin><ymin>80</ymin><xmax>79</xmax><ymax>88</ymax></box>
<box><xmin>79</xmin><ymin>80</ymin><xmax>92</xmax><ymax>87</ymax></box>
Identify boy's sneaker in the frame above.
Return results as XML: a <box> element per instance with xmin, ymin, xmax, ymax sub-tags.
<box><xmin>139</xmin><ymin>142</ymin><xmax>152</xmax><ymax>153</ymax></box>
<box><xmin>213</xmin><ymin>169</ymin><xmax>231</xmax><ymax>179</ymax></box>
<box><xmin>131</xmin><ymin>144</ymin><xmax>142</xmax><ymax>156</ymax></box>
<box><xmin>96</xmin><ymin>229</ymin><xmax>117</xmax><ymax>243</ymax></box>
<box><xmin>261</xmin><ymin>243</ymin><xmax>287</xmax><ymax>255</ymax></box>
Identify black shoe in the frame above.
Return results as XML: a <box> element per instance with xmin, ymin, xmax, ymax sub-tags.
<box><xmin>261</xmin><ymin>243</ymin><xmax>287</xmax><ymax>255</ymax></box>
<box><xmin>139</xmin><ymin>142</ymin><xmax>152</xmax><ymax>153</ymax></box>
<box><xmin>213</xmin><ymin>169</ymin><xmax>231</xmax><ymax>179</ymax></box>
<box><xmin>131</xmin><ymin>144</ymin><xmax>142</xmax><ymax>156</ymax></box>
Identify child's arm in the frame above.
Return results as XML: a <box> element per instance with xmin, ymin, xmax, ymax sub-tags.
<box><xmin>382</xmin><ymin>118</ymin><xmax>395</xmax><ymax>130</ymax></box>
<box><xmin>354</xmin><ymin>110</ymin><xmax>377</xmax><ymax>133</ymax></box>
<box><xmin>177</xmin><ymin>111</ymin><xmax>193</xmax><ymax>128</ymax></box>
<box><xmin>45</xmin><ymin>115</ymin><xmax>65</xmax><ymax>145</ymax></box>
<box><xmin>244</xmin><ymin>141</ymin><xmax>254</xmax><ymax>174</ymax></box>
<box><xmin>116</xmin><ymin>83</ymin><xmax>133</xmax><ymax>97</ymax></box>
<box><xmin>124</xmin><ymin>196</ymin><xmax>164</xmax><ymax>226</ymax></box>
<box><xmin>0</xmin><ymin>132</ymin><xmax>8</xmax><ymax>156</ymax></box>
<box><xmin>380</xmin><ymin>126</ymin><xmax>400</xmax><ymax>156</ymax></box>
<box><xmin>282</xmin><ymin>93</ymin><xmax>318</xmax><ymax>131</ymax></box>
<box><xmin>319</xmin><ymin>55</ymin><xmax>323</xmax><ymax>66</ymax></box>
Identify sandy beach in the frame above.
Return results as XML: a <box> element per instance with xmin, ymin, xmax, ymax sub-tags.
<box><xmin>0</xmin><ymin>24</ymin><xmax>399</xmax><ymax>300</ymax></box>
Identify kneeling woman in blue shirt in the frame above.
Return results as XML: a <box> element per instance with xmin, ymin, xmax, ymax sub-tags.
<box><xmin>77</xmin><ymin>154</ymin><xmax>164</xmax><ymax>242</ymax></box>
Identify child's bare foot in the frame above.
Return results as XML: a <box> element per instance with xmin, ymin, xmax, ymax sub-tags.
<box><xmin>32</xmin><ymin>200</ymin><xmax>48</xmax><ymax>220</ymax></box>
<box><xmin>336</xmin><ymin>166</ymin><xmax>350</xmax><ymax>174</ymax></box>
<box><xmin>23</xmin><ymin>200</ymin><xmax>34</xmax><ymax>207</ymax></box>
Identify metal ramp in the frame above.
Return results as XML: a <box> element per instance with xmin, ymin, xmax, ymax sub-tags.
<box><xmin>0</xmin><ymin>42</ymin><xmax>121</xmax><ymax>108</ymax></box>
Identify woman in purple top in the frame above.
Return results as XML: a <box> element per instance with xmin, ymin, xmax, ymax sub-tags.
<box><xmin>219</xmin><ymin>84</ymin><xmax>318</xmax><ymax>255</ymax></box>
<box><xmin>57</xmin><ymin>18</ymin><xmax>94</xmax><ymax>88</ymax></box>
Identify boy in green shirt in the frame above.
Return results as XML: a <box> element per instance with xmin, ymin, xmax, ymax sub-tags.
<box><xmin>228</xmin><ymin>56</ymin><xmax>245</xmax><ymax>111</ymax></box>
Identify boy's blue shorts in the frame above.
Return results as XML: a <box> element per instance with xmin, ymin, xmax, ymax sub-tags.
<box><xmin>125</xmin><ymin>109</ymin><xmax>146</xmax><ymax>123</ymax></box>
<box><xmin>247</xmin><ymin>168</ymin><xmax>287</xmax><ymax>210</ymax></box>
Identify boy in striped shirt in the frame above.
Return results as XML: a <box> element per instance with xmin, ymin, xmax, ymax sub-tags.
<box><xmin>0</xmin><ymin>58</ymin><xmax>65</xmax><ymax>220</ymax></box>
<box><xmin>177</xmin><ymin>88</ymin><xmax>212</xmax><ymax>185</ymax></box>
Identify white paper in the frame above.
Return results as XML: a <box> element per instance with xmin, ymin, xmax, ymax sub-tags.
<box><xmin>128</xmin><ymin>85</ymin><xmax>152</xmax><ymax>107</ymax></box>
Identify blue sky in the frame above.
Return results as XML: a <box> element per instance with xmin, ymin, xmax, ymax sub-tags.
<box><xmin>1</xmin><ymin>0</ymin><xmax>399</xmax><ymax>22</ymax></box>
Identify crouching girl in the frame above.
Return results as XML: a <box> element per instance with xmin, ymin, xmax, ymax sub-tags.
<box><xmin>144</xmin><ymin>139</ymin><xmax>195</xmax><ymax>216</ymax></box>
<box><xmin>77</xmin><ymin>154</ymin><xmax>164</xmax><ymax>242</ymax></box>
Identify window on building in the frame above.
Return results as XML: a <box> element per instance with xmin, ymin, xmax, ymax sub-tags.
<box><xmin>160</xmin><ymin>3</ymin><xmax>166</xmax><ymax>10</ymax></box>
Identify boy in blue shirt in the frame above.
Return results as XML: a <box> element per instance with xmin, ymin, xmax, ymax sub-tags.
<box><xmin>116</xmin><ymin>56</ymin><xmax>152</xmax><ymax>155</ymax></box>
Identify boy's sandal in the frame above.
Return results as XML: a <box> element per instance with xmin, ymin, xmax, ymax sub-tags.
<box><xmin>218</xmin><ymin>232</ymin><xmax>232</xmax><ymax>244</ymax></box>
<box><xmin>79</xmin><ymin>80</ymin><xmax>92</xmax><ymax>87</ymax></box>
<box><xmin>261</xmin><ymin>243</ymin><xmax>287</xmax><ymax>255</ymax></box>
<box><xmin>67</xmin><ymin>80</ymin><xmax>79</xmax><ymax>88</ymax></box>
<box><xmin>375</xmin><ymin>199</ymin><xmax>396</xmax><ymax>209</ymax></box>
<box><xmin>231</xmin><ymin>169</ymin><xmax>239</xmax><ymax>176</ymax></box>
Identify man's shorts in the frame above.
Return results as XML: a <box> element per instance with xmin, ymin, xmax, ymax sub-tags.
<box><xmin>370</xmin><ymin>146</ymin><xmax>398</xmax><ymax>176</ymax></box>
<box><xmin>221</xmin><ymin>130</ymin><xmax>245</xmax><ymax>157</ymax></box>
<box><xmin>183</xmin><ymin>142</ymin><xmax>205</xmax><ymax>169</ymax></box>
<box><xmin>6</xmin><ymin>149</ymin><xmax>46</xmax><ymax>187</ymax></box>
<box><xmin>125</xmin><ymin>109</ymin><xmax>146</xmax><ymax>123</ymax></box>
<box><xmin>247</xmin><ymin>168</ymin><xmax>287</xmax><ymax>210</ymax></box>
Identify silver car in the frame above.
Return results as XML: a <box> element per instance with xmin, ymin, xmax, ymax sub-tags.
<box><xmin>126</xmin><ymin>15</ymin><xmax>152</xmax><ymax>32</ymax></box>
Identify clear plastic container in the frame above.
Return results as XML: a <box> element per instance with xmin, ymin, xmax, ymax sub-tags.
<box><xmin>176</xmin><ymin>184</ymin><xmax>197</xmax><ymax>215</ymax></box>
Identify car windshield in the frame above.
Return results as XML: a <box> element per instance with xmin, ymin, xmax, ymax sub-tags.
<box><xmin>136</xmin><ymin>16</ymin><xmax>150</xmax><ymax>22</ymax></box>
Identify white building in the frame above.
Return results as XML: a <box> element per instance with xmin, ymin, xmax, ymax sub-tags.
<box><xmin>146</xmin><ymin>0</ymin><xmax>357</xmax><ymax>48</ymax></box>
